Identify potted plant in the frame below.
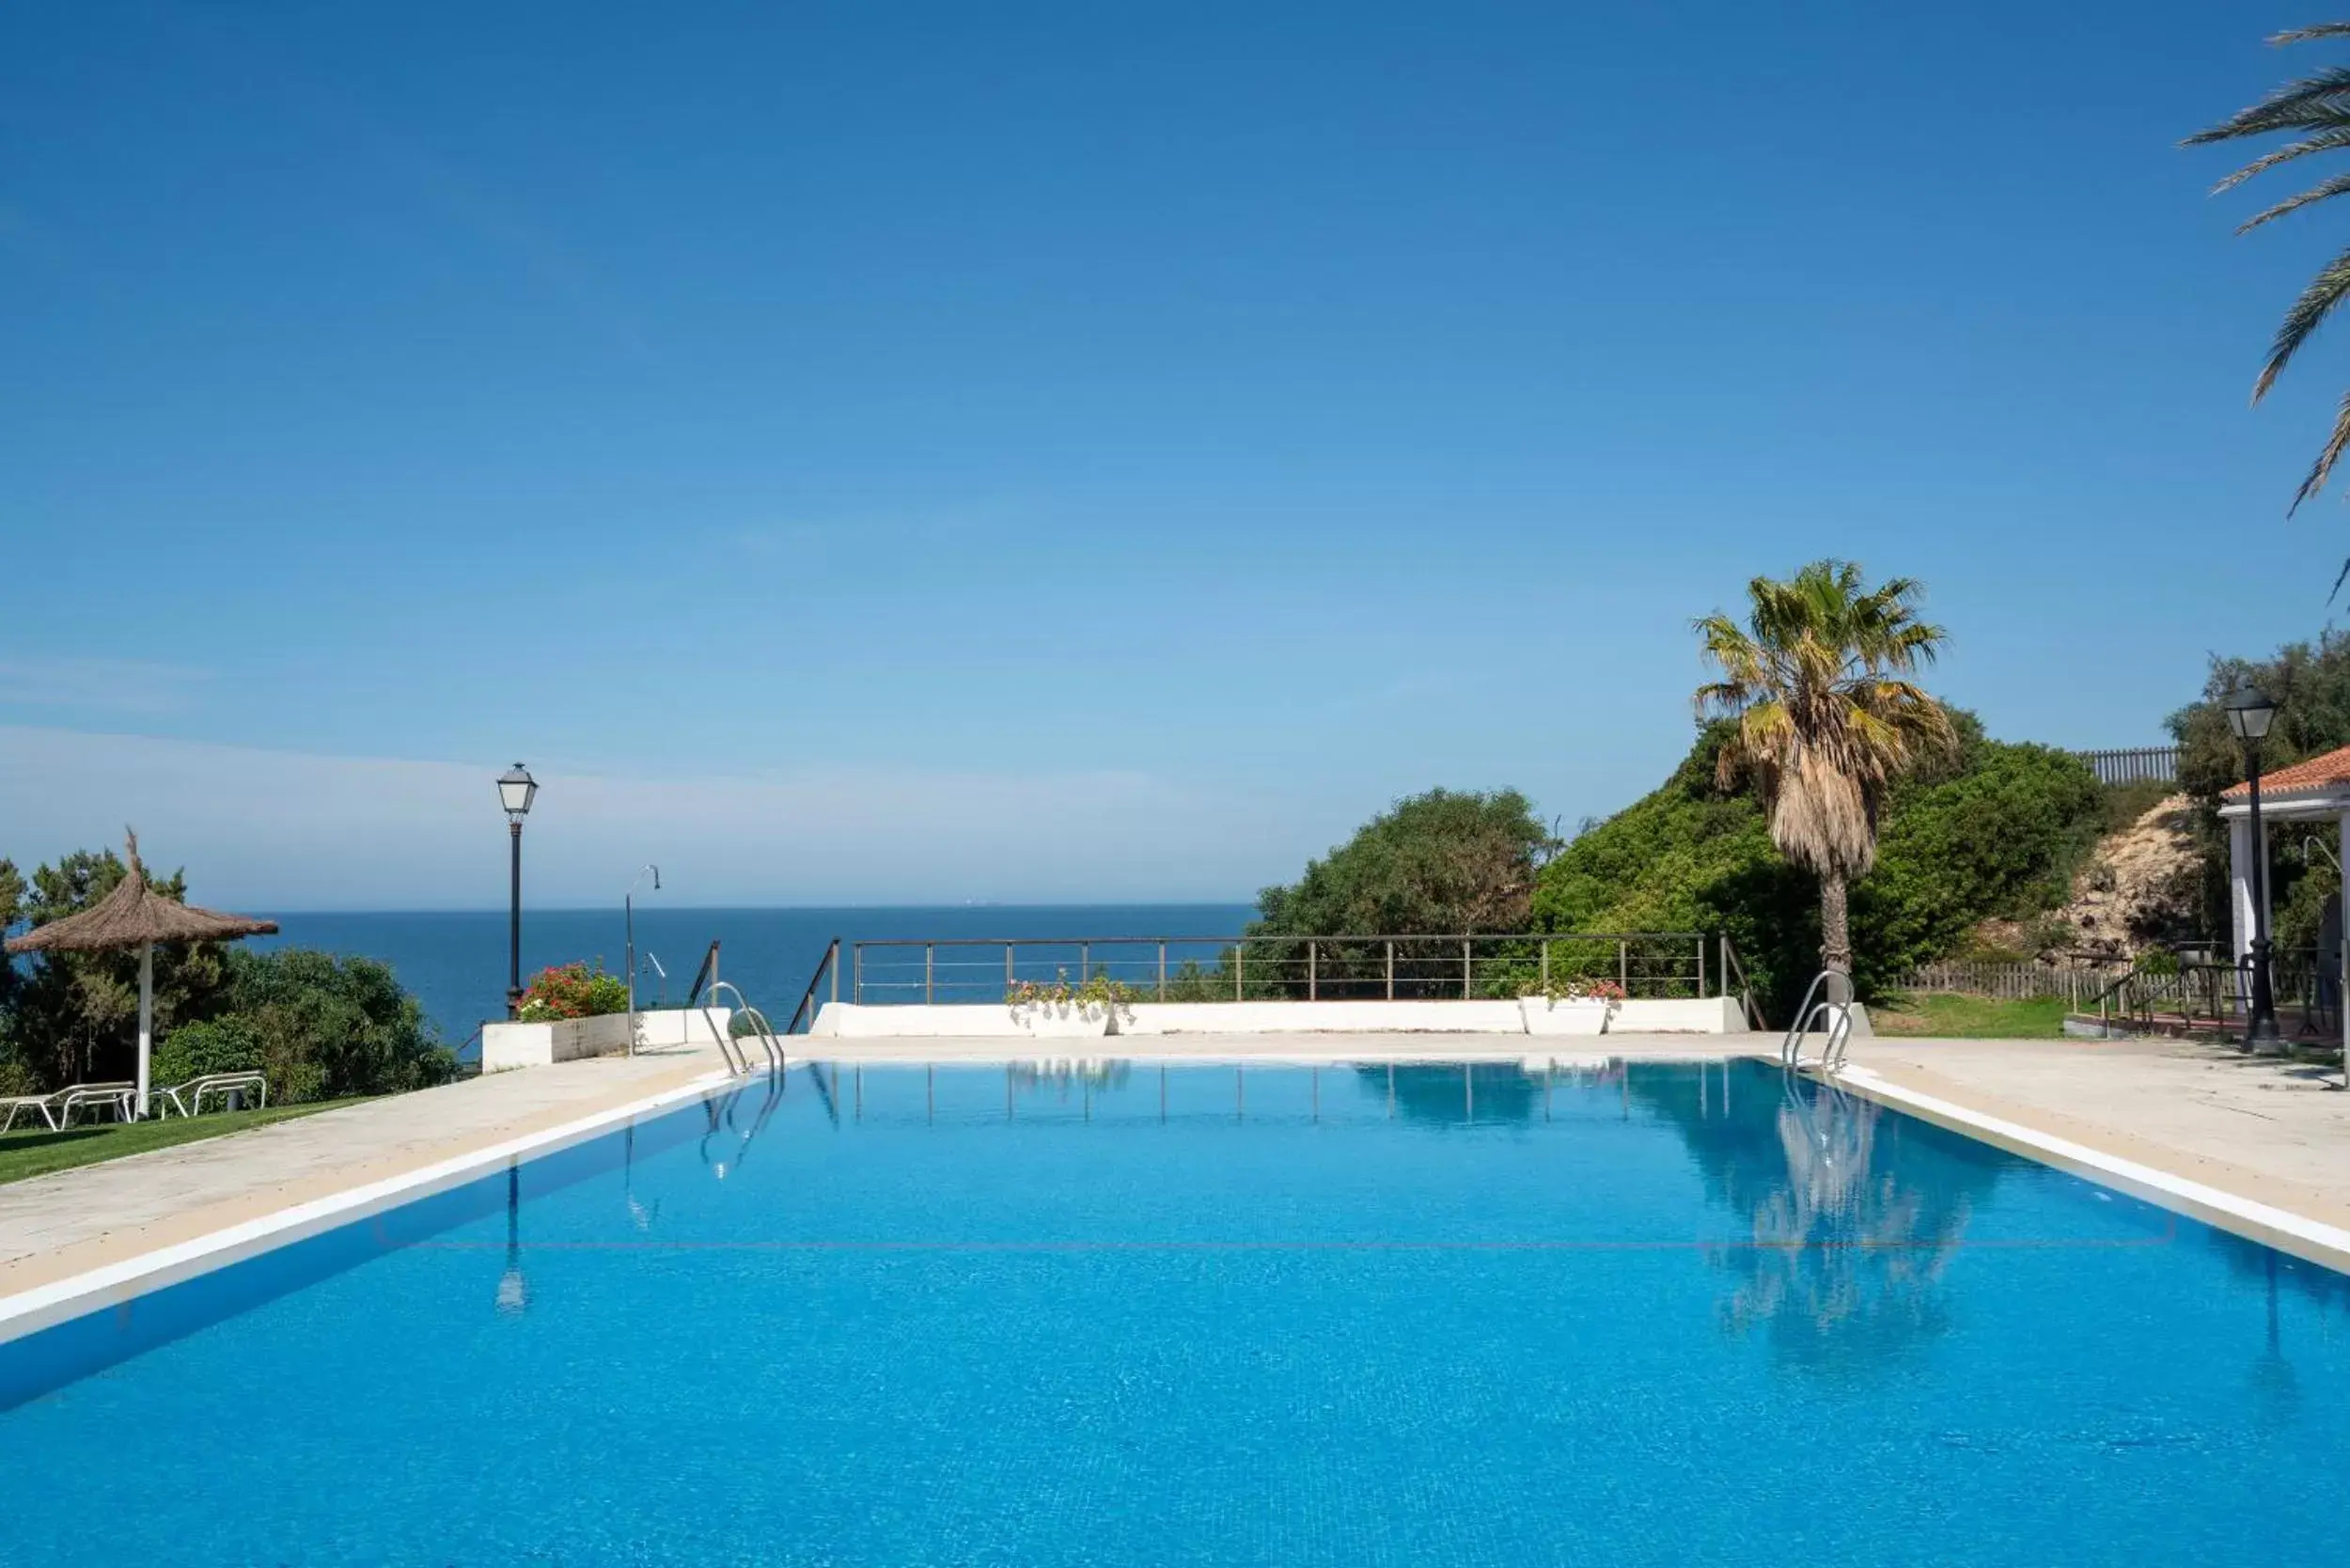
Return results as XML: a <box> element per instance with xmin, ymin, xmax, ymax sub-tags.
<box><xmin>1519</xmin><ymin>978</ymin><xmax>1626</xmax><ymax>1036</ymax></box>
<box><xmin>1006</xmin><ymin>970</ymin><xmax>1136</xmax><ymax>1037</ymax></box>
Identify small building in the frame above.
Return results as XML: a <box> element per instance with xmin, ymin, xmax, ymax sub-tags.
<box><xmin>2217</xmin><ymin>742</ymin><xmax>2350</xmax><ymax>1049</ymax></box>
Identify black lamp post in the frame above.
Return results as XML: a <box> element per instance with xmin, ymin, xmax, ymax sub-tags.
<box><xmin>498</xmin><ymin>762</ymin><xmax>538</xmax><ymax>1019</ymax></box>
<box><xmin>2224</xmin><ymin>684</ymin><xmax>2285</xmax><ymax>1054</ymax></box>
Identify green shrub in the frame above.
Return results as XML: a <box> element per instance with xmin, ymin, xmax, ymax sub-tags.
<box><xmin>154</xmin><ymin>1015</ymin><xmax>266</xmax><ymax>1088</ymax></box>
<box><xmin>208</xmin><ymin>948</ymin><xmax>457</xmax><ymax>1104</ymax></box>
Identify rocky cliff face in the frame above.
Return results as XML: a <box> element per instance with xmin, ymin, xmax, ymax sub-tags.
<box><xmin>2041</xmin><ymin>793</ymin><xmax>2203</xmax><ymax>961</ymax></box>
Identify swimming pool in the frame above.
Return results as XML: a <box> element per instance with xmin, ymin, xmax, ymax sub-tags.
<box><xmin>2</xmin><ymin>1059</ymin><xmax>2343</xmax><ymax>1565</ymax></box>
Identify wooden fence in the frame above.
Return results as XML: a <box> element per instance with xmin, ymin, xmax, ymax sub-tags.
<box><xmin>1897</xmin><ymin>962</ymin><xmax>2089</xmax><ymax>1001</ymax></box>
<box><xmin>2072</xmin><ymin>746</ymin><xmax>2179</xmax><ymax>786</ymax></box>
<box><xmin>1895</xmin><ymin>959</ymin><xmax>2247</xmax><ymax>1017</ymax></box>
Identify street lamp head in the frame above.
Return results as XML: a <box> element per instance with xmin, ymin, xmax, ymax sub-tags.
<box><xmin>497</xmin><ymin>762</ymin><xmax>538</xmax><ymax>820</ymax></box>
<box><xmin>2223</xmin><ymin>683</ymin><xmax>2279</xmax><ymax>744</ymax></box>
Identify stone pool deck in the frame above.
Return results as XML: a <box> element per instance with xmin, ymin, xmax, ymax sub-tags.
<box><xmin>0</xmin><ymin>1043</ymin><xmax>737</xmax><ymax>1324</ymax></box>
<box><xmin>1</xmin><ymin>1030</ymin><xmax>2343</xmax><ymax>1336</ymax></box>
<box><xmin>1836</xmin><ymin>1034</ymin><xmax>2350</xmax><ymax>1260</ymax></box>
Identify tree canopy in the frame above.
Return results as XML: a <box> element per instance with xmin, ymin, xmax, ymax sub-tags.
<box><xmin>1250</xmin><ymin>788</ymin><xmax>1554</xmax><ymax>938</ymax></box>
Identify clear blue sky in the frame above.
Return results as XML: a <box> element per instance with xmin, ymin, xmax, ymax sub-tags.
<box><xmin>2</xmin><ymin>1</ymin><xmax>2344</xmax><ymax>908</ymax></box>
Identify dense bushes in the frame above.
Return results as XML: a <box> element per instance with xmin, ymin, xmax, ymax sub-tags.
<box><xmin>186</xmin><ymin>948</ymin><xmax>457</xmax><ymax>1102</ymax></box>
<box><xmin>1531</xmin><ymin>718</ymin><xmax>2105</xmax><ymax>1015</ymax></box>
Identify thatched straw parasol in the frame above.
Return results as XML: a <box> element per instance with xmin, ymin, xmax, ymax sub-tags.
<box><xmin>5</xmin><ymin>830</ymin><xmax>277</xmax><ymax>1118</ymax></box>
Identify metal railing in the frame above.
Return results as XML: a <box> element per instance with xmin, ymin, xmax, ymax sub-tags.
<box><xmin>2071</xmin><ymin>745</ymin><xmax>2180</xmax><ymax>786</ymax></box>
<box><xmin>700</xmin><ymin>980</ymin><xmax>780</xmax><ymax>1074</ymax></box>
<box><xmin>784</xmin><ymin>938</ymin><xmax>841</xmax><ymax>1034</ymax></box>
<box><xmin>847</xmin><ymin>932</ymin><xmax>1745</xmax><ymax>1007</ymax></box>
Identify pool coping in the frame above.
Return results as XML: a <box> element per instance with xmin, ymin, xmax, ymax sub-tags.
<box><xmin>1829</xmin><ymin>1064</ymin><xmax>2350</xmax><ymax>1274</ymax></box>
<box><xmin>0</xmin><ymin>1063</ymin><xmax>741</xmax><ymax>1347</ymax></box>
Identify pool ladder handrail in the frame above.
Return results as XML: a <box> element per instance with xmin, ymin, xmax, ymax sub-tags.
<box><xmin>1780</xmin><ymin>967</ymin><xmax>1856</xmax><ymax>1073</ymax></box>
<box><xmin>699</xmin><ymin>980</ymin><xmax>783</xmax><ymax>1075</ymax></box>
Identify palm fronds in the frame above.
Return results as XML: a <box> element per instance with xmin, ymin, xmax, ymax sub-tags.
<box><xmin>2192</xmin><ymin>25</ymin><xmax>2350</xmax><ymax>521</ymax></box>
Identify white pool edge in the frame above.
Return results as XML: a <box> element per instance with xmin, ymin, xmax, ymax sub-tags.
<box><xmin>0</xmin><ymin>1065</ymin><xmax>741</xmax><ymax>1347</ymax></box>
<box><xmin>1833</xmin><ymin>1065</ymin><xmax>2350</xmax><ymax>1273</ymax></box>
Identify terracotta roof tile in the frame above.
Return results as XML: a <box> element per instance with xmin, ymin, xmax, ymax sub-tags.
<box><xmin>2220</xmin><ymin>741</ymin><xmax>2350</xmax><ymax>799</ymax></box>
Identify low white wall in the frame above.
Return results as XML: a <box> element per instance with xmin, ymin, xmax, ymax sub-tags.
<box><xmin>633</xmin><ymin>1008</ymin><xmax>736</xmax><ymax>1047</ymax></box>
<box><xmin>481</xmin><ymin>1007</ymin><xmax>734</xmax><ymax>1070</ymax></box>
<box><xmin>809</xmin><ymin>996</ymin><xmax>1748</xmax><ymax>1040</ymax></box>
<box><xmin>1127</xmin><ymin>999</ymin><xmax>1527</xmax><ymax>1035</ymax></box>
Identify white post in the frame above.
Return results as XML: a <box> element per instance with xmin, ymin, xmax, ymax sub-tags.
<box><xmin>2229</xmin><ymin>816</ymin><xmax>2256</xmax><ymax>967</ymax></box>
<box><xmin>2230</xmin><ymin>815</ymin><xmax>2260</xmax><ymax>1018</ymax></box>
<box><xmin>2340</xmin><ymin>811</ymin><xmax>2348</xmax><ymax>1086</ymax></box>
<box><xmin>136</xmin><ymin>942</ymin><xmax>153</xmax><ymax>1120</ymax></box>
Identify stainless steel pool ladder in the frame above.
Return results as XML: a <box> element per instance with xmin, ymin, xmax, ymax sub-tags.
<box><xmin>1780</xmin><ymin>968</ymin><xmax>1856</xmax><ymax>1074</ymax></box>
<box><xmin>699</xmin><ymin>980</ymin><xmax>783</xmax><ymax>1075</ymax></box>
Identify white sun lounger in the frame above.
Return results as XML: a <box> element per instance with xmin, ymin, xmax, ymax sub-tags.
<box><xmin>154</xmin><ymin>1072</ymin><xmax>268</xmax><ymax>1119</ymax></box>
<box><xmin>0</xmin><ymin>1081</ymin><xmax>137</xmax><ymax>1135</ymax></box>
<box><xmin>155</xmin><ymin>1072</ymin><xmax>268</xmax><ymax>1119</ymax></box>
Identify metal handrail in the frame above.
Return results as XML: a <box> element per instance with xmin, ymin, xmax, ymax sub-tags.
<box><xmin>785</xmin><ymin>938</ymin><xmax>841</xmax><ymax>1034</ymax></box>
<box><xmin>702</xmin><ymin>980</ymin><xmax>781</xmax><ymax>1072</ymax></box>
<box><xmin>1779</xmin><ymin>968</ymin><xmax>1855</xmax><ymax>1072</ymax></box>
<box><xmin>685</xmin><ymin>940</ymin><xmax>721</xmax><ymax>1009</ymax></box>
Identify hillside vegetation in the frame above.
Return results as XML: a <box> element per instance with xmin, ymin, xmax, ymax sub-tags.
<box><xmin>1530</xmin><ymin>717</ymin><xmax>2105</xmax><ymax>1015</ymax></box>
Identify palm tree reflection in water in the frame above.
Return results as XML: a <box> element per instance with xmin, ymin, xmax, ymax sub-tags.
<box><xmin>1634</xmin><ymin>1069</ymin><xmax>1990</xmax><ymax>1367</ymax></box>
<box><xmin>1716</xmin><ymin>1081</ymin><xmax>1975</xmax><ymax>1359</ymax></box>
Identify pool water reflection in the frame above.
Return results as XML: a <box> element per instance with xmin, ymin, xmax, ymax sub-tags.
<box><xmin>0</xmin><ymin>1058</ymin><xmax>2342</xmax><ymax>1566</ymax></box>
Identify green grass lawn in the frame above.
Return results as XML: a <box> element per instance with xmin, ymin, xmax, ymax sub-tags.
<box><xmin>1872</xmin><ymin>992</ymin><xmax>2074</xmax><ymax>1039</ymax></box>
<box><xmin>0</xmin><ymin>1097</ymin><xmax>368</xmax><ymax>1185</ymax></box>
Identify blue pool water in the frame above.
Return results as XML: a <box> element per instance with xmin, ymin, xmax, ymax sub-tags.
<box><xmin>2</xmin><ymin>1060</ymin><xmax>2344</xmax><ymax>1566</ymax></box>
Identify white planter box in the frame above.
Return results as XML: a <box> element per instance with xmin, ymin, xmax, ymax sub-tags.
<box><xmin>1518</xmin><ymin>996</ymin><xmax>1614</xmax><ymax>1036</ymax></box>
<box><xmin>479</xmin><ymin>1007</ymin><xmax>733</xmax><ymax>1070</ymax></box>
<box><xmin>1009</xmin><ymin>1003</ymin><xmax>1114</xmax><ymax>1039</ymax></box>
<box><xmin>481</xmin><ymin>1012</ymin><xmax>631</xmax><ymax>1071</ymax></box>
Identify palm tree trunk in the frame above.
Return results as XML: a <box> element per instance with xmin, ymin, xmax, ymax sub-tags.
<box><xmin>1820</xmin><ymin>869</ymin><xmax>1853</xmax><ymax>975</ymax></box>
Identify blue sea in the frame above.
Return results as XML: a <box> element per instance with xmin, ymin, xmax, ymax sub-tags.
<box><xmin>249</xmin><ymin>904</ymin><xmax>1257</xmax><ymax>1043</ymax></box>
<box><xmin>1</xmin><ymin>1060</ymin><xmax>2342</xmax><ymax>1565</ymax></box>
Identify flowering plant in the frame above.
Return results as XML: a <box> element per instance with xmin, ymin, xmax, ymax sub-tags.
<box><xmin>1523</xmin><ymin>977</ymin><xmax>1627</xmax><ymax>1006</ymax></box>
<box><xmin>1006</xmin><ymin>969</ymin><xmax>1138</xmax><ymax>1011</ymax></box>
<box><xmin>518</xmin><ymin>961</ymin><xmax>631</xmax><ymax>1021</ymax></box>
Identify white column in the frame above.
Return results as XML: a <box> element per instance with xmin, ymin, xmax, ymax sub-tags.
<box><xmin>2340</xmin><ymin>811</ymin><xmax>2348</xmax><ymax>1079</ymax></box>
<box><xmin>2229</xmin><ymin>816</ymin><xmax>2255</xmax><ymax>964</ymax></box>
<box><xmin>135</xmin><ymin>942</ymin><xmax>153</xmax><ymax>1121</ymax></box>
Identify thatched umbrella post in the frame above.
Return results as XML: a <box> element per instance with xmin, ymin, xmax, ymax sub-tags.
<box><xmin>3</xmin><ymin>831</ymin><xmax>278</xmax><ymax>1118</ymax></box>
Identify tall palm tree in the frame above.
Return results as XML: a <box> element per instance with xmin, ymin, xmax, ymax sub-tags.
<box><xmin>1694</xmin><ymin>561</ymin><xmax>1955</xmax><ymax>976</ymax></box>
<box><xmin>2187</xmin><ymin>24</ymin><xmax>2350</xmax><ymax>517</ymax></box>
